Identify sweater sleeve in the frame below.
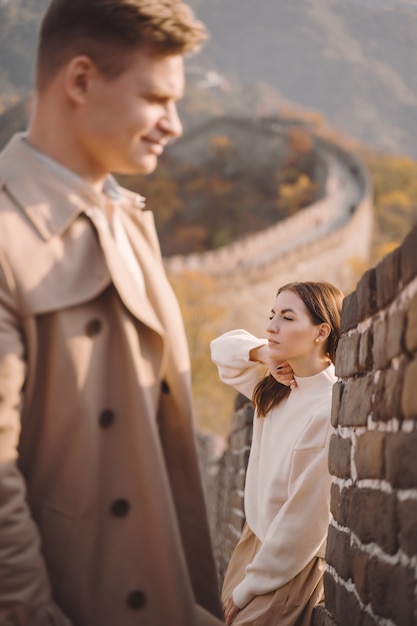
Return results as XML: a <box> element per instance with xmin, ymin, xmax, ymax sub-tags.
<box><xmin>210</xmin><ymin>330</ymin><xmax>268</xmax><ymax>400</ymax></box>
<box><xmin>232</xmin><ymin>412</ymin><xmax>332</xmax><ymax>609</ymax></box>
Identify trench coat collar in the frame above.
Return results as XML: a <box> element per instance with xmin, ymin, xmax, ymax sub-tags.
<box><xmin>0</xmin><ymin>134</ymin><xmax>86</xmax><ymax>239</ymax></box>
<box><xmin>0</xmin><ymin>133</ymin><xmax>166</xmax><ymax>341</ymax></box>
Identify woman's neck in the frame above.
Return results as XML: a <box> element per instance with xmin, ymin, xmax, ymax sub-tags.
<box><xmin>289</xmin><ymin>356</ymin><xmax>331</xmax><ymax>378</ymax></box>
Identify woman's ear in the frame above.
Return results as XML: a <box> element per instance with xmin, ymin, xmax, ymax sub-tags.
<box><xmin>316</xmin><ymin>323</ymin><xmax>331</xmax><ymax>343</ymax></box>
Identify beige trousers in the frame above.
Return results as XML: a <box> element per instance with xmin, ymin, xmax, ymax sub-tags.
<box><xmin>221</xmin><ymin>524</ymin><xmax>325</xmax><ymax>626</ymax></box>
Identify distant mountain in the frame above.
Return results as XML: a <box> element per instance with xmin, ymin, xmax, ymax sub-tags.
<box><xmin>187</xmin><ymin>0</ymin><xmax>417</xmax><ymax>159</ymax></box>
<box><xmin>1</xmin><ymin>0</ymin><xmax>416</xmax><ymax>158</ymax></box>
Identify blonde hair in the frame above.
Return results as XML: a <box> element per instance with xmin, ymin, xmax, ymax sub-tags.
<box><xmin>36</xmin><ymin>0</ymin><xmax>207</xmax><ymax>90</ymax></box>
<box><xmin>252</xmin><ymin>281</ymin><xmax>343</xmax><ymax>417</ymax></box>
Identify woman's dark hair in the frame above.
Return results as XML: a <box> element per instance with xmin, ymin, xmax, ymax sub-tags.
<box><xmin>252</xmin><ymin>281</ymin><xmax>343</xmax><ymax>417</ymax></box>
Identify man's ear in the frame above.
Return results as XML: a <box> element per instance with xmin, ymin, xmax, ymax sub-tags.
<box><xmin>63</xmin><ymin>55</ymin><xmax>98</xmax><ymax>105</ymax></box>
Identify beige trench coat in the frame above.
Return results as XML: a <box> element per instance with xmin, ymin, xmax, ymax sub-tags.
<box><xmin>0</xmin><ymin>135</ymin><xmax>223</xmax><ymax>626</ymax></box>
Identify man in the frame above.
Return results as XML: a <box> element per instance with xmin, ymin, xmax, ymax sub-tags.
<box><xmin>0</xmin><ymin>1</ymin><xmax>223</xmax><ymax>625</ymax></box>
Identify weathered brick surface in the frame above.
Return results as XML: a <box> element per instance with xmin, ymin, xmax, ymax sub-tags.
<box><xmin>323</xmin><ymin>228</ymin><xmax>417</xmax><ymax>626</ymax></box>
<box><xmin>372</xmin><ymin>315</ymin><xmax>389</xmax><ymax>370</ymax></box>
<box><xmin>330</xmin><ymin>381</ymin><xmax>344</xmax><ymax>428</ymax></box>
<box><xmin>373</xmin><ymin>362</ymin><xmax>406</xmax><ymax>422</ymax></box>
<box><xmin>358</xmin><ymin>327</ymin><xmax>373</xmax><ymax>371</ymax></box>
<box><xmin>350</xmin><ymin>545</ymin><xmax>369</xmax><ymax>605</ymax></box>
<box><xmin>334</xmin><ymin>333</ymin><xmax>360</xmax><ymax>378</ymax></box>
<box><xmin>329</xmin><ymin>483</ymin><xmax>341</xmax><ymax>524</ymax></box>
<box><xmin>324</xmin><ymin>574</ymin><xmax>364</xmax><ymax>626</ymax></box>
<box><xmin>328</xmin><ymin>434</ymin><xmax>352</xmax><ymax>479</ymax></box>
<box><xmin>385</xmin><ymin>307</ymin><xmax>406</xmax><ymax>362</ymax></box>
<box><xmin>368</xmin><ymin>558</ymin><xmax>415</xmax><ymax>625</ymax></box>
<box><xmin>405</xmin><ymin>292</ymin><xmax>417</xmax><ymax>354</ymax></box>
<box><xmin>326</xmin><ymin>525</ymin><xmax>351</xmax><ymax>581</ymax></box>
<box><xmin>340</xmin><ymin>291</ymin><xmax>359</xmax><ymax>333</ymax></box>
<box><xmin>386</xmin><ymin>431</ymin><xmax>417</xmax><ymax>489</ymax></box>
<box><xmin>401</xmin><ymin>355</ymin><xmax>417</xmax><ymax>420</ymax></box>
<box><xmin>356</xmin><ymin>267</ymin><xmax>377</xmax><ymax>321</ymax></box>
<box><xmin>337</xmin><ymin>375</ymin><xmax>373</xmax><ymax>427</ymax></box>
<box><xmin>398</xmin><ymin>499</ymin><xmax>417</xmax><ymax>557</ymax></box>
<box><xmin>355</xmin><ymin>431</ymin><xmax>385</xmax><ymax>480</ymax></box>
<box><xmin>375</xmin><ymin>246</ymin><xmax>401</xmax><ymax>310</ymax></box>
<box><xmin>347</xmin><ymin>488</ymin><xmax>398</xmax><ymax>555</ymax></box>
<box><xmin>400</xmin><ymin>226</ymin><xmax>417</xmax><ymax>286</ymax></box>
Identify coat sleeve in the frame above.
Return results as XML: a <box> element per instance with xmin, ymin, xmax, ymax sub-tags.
<box><xmin>232</xmin><ymin>410</ymin><xmax>332</xmax><ymax>609</ymax></box>
<box><xmin>210</xmin><ymin>329</ymin><xmax>268</xmax><ymax>400</ymax></box>
<box><xmin>0</xmin><ymin>254</ymin><xmax>72</xmax><ymax>626</ymax></box>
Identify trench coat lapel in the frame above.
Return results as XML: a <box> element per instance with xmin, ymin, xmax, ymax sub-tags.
<box><xmin>87</xmin><ymin>209</ymin><xmax>166</xmax><ymax>340</ymax></box>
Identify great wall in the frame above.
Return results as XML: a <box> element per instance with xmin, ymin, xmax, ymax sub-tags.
<box><xmin>165</xmin><ymin>117</ymin><xmax>374</xmax><ymax>336</ymax></box>
<box><xmin>167</xmin><ymin>119</ymin><xmax>417</xmax><ymax>625</ymax></box>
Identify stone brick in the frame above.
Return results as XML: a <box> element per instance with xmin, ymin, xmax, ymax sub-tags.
<box><xmin>373</xmin><ymin>361</ymin><xmax>406</xmax><ymax>422</ymax></box>
<box><xmin>355</xmin><ymin>431</ymin><xmax>385</xmax><ymax>480</ymax></box>
<box><xmin>348</xmin><ymin>488</ymin><xmax>398</xmax><ymax>555</ymax></box>
<box><xmin>385</xmin><ymin>307</ymin><xmax>406</xmax><ymax>362</ymax></box>
<box><xmin>335</xmin><ymin>333</ymin><xmax>360</xmax><ymax>378</ymax></box>
<box><xmin>356</xmin><ymin>267</ymin><xmax>377</xmax><ymax>321</ymax></box>
<box><xmin>401</xmin><ymin>356</ymin><xmax>417</xmax><ymax>420</ymax></box>
<box><xmin>375</xmin><ymin>246</ymin><xmax>402</xmax><ymax>310</ymax></box>
<box><xmin>334</xmin><ymin>581</ymin><xmax>364</xmax><ymax>626</ymax></box>
<box><xmin>358</xmin><ymin>327</ymin><xmax>373</xmax><ymax>372</ymax></box>
<box><xmin>372</xmin><ymin>316</ymin><xmax>389</xmax><ymax>370</ymax></box>
<box><xmin>338</xmin><ymin>487</ymin><xmax>354</xmax><ymax>527</ymax></box>
<box><xmin>340</xmin><ymin>291</ymin><xmax>359</xmax><ymax>333</ymax></box>
<box><xmin>326</xmin><ymin>525</ymin><xmax>351</xmax><ymax>581</ymax></box>
<box><xmin>361</xmin><ymin>614</ymin><xmax>380</xmax><ymax>626</ymax></box>
<box><xmin>368</xmin><ymin>557</ymin><xmax>414</xmax><ymax>625</ymax></box>
<box><xmin>338</xmin><ymin>376</ymin><xmax>373</xmax><ymax>427</ymax></box>
<box><xmin>398</xmin><ymin>499</ymin><xmax>417</xmax><ymax>557</ymax></box>
<box><xmin>386</xmin><ymin>431</ymin><xmax>417</xmax><ymax>489</ymax></box>
<box><xmin>351</xmin><ymin>545</ymin><xmax>369</xmax><ymax>605</ymax></box>
<box><xmin>312</xmin><ymin>604</ymin><xmax>337</xmax><ymax>626</ymax></box>
<box><xmin>329</xmin><ymin>434</ymin><xmax>352</xmax><ymax>479</ymax></box>
<box><xmin>330</xmin><ymin>483</ymin><xmax>341</xmax><ymax>524</ymax></box>
<box><xmin>400</xmin><ymin>225</ymin><xmax>417</xmax><ymax>287</ymax></box>
<box><xmin>405</xmin><ymin>292</ymin><xmax>417</xmax><ymax>354</ymax></box>
<box><xmin>323</xmin><ymin>571</ymin><xmax>337</xmax><ymax>618</ymax></box>
<box><xmin>331</xmin><ymin>381</ymin><xmax>345</xmax><ymax>428</ymax></box>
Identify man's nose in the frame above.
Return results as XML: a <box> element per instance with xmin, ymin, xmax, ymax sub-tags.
<box><xmin>160</xmin><ymin>102</ymin><xmax>183</xmax><ymax>139</ymax></box>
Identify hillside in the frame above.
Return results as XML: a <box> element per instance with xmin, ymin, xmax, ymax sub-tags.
<box><xmin>187</xmin><ymin>0</ymin><xmax>417</xmax><ymax>159</ymax></box>
<box><xmin>1</xmin><ymin>0</ymin><xmax>416</xmax><ymax>158</ymax></box>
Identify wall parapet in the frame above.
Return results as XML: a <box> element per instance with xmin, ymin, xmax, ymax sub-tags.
<box><xmin>324</xmin><ymin>226</ymin><xmax>417</xmax><ymax>626</ymax></box>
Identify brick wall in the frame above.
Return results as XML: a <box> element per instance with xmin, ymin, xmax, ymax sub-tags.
<box><xmin>323</xmin><ymin>225</ymin><xmax>417</xmax><ymax>626</ymax></box>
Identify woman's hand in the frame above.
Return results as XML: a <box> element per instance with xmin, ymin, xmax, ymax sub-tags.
<box><xmin>272</xmin><ymin>361</ymin><xmax>297</xmax><ymax>389</ymax></box>
<box><xmin>249</xmin><ymin>345</ymin><xmax>296</xmax><ymax>389</ymax></box>
<box><xmin>223</xmin><ymin>596</ymin><xmax>241</xmax><ymax>625</ymax></box>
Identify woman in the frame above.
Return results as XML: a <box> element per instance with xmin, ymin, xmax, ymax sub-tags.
<box><xmin>211</xmin><ymin>281</ymin><xmax>343</xmax><ymax>626</ymax></box>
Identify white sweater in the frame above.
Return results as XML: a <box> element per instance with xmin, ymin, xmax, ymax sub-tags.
<box><xmin>211</xmin><ymin>329</ymin><xmax>336</xmax><ymax>609</ymax></box>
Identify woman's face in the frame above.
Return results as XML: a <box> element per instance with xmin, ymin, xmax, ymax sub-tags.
<box><xmin>266</xmin><ymin>289</ymin><xmax>323</xmax><ymax>367</ymax></box>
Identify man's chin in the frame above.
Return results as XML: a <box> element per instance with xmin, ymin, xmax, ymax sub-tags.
<box><xmin>114</xmin><ymin>156</ymin><xmax>158</xmax><ymax>176</ymax></box>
